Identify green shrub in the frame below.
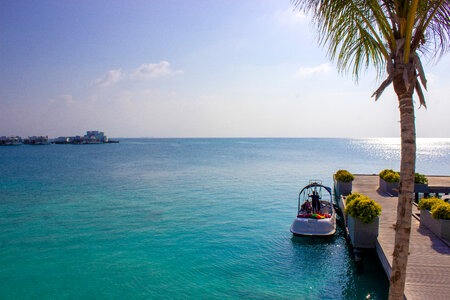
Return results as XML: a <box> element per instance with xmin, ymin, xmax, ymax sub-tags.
<box><xmin>417</xmin><ymin>197</ymin><xmax>444</xmax><ymax>211</ymax></box>
<box><xmin>344</xmin><ymin>194</ymin><xmax>382</xmax><ymax>224</ymax></box>
<box><xmin>385</xmin><ymin>172</ymin><xmax>400</xmax><ymax>183</ymax></box>
<box><xmin>335</xmin><ymin>170</ymin><xmax>354</xmax><ymax>183</ymax></box>
<box><xmin>379</xmin><ymin>169</ymin><xmax>394</xmax><ymax>180</ymax></box>
<box><xmin>431</xmin><ymin>202</ymin><xmax>450</xmax><ymax>220</ymax></box>
<box><xmin>345</xmin><ymin>193</ymin><xmax>364</xmax><ymax>205</ymax></box>
<box><xmin>414</xmin><ymin>173</ymin><xmax>428</xmax><ymax>184</ymax></box>
<box><xmin>379</xmin><ymin>169</ymin><xmax>400</xmax><ymax>183</ymax></box>
<box><xmin>379</xmin><ymin>170</ymin><xmax>428</xmax><ymax>184</ymax></box>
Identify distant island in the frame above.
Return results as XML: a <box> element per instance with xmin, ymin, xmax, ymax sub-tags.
<box><xmin>0</xmin><ymin>131</ymin><xmax>119</xmax><ymax>146</ymax></box>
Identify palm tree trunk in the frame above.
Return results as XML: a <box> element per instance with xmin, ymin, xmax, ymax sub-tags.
<box><xmin>388</xmin><ymin>95</ymin><xmax>416</xmax><ymax>300</ymax></box>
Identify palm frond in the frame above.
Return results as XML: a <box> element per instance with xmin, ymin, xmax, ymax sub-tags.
<box><xmin>403</xmin><ymin>0</ymin><xmax>419</xmax><ymax>63</ymax></box>
<box><xmin>413</xmin><ymin>53</ymin><xmax>427</xmax><ymax>90</ymax></box>
<box><xmin>292</xmin><ymin>0</ymin><xmax>389</xmax><ymax>80</ymax></box>
<box><xmin>372</xmin><ymin>74</ymin><xmax>393</xmax><ymax>101</ymax></box>
<box><xmin>292</xmin><ymin>0</ymin><xmax>450</xmax><ymax>104</ymax></box>
<box><xmin>411</xmin><ymin>0</ymin><xmax>436</xmax><ymax>50</ymax></box>
<box><xmin>425</xmin><ymin>2</ymin><xmax>450</xmax><ymax>59</ymax></box>
<box><xmin>415</xmin><ymin>79</ymin><xmax>427</xmax><ymax>108</ymax></box>
<box><xmin>370</xmin><ymin>0</ymin><xmax>397</xmax><ymax>50</ymax></box>
<box><xmin>410</xmin><ymin>0</ymin><xmax>450</xmax><ymax>61</ymax></box>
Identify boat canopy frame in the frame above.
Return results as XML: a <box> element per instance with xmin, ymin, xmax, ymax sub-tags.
<box><xmin>297</xmin><ymin>180</ymin><xmax>332</xmax><ymax>214</ymax></box>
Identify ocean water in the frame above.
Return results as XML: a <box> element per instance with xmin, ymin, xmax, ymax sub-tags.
<box><xmin>1</xmin><ymin>138</ymin><xmax>449</xmax><ymax>299</ymax></box>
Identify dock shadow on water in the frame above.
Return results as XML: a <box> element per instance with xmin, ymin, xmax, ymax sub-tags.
<box><xmin>289</xmin><ymin>225</ymin><xmax>389</xmax><ymax>300</ymax></box>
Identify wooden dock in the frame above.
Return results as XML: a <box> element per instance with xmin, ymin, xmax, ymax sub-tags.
<box><xmin>351</xmin><ymin>175</ymin><xmax>450</xmax><ymax>300</ymax></box>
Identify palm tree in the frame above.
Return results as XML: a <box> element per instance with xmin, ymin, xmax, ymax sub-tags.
<box><xmin>291</xmin><ymin>1</ymin><xmax>450</xmax><ymax>299</ymax></box>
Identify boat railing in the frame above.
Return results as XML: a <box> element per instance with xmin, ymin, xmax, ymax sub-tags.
<box><xmin>309</xmin><ymin>179</ymin><xmax>322</xmax><ymax>185</ymax></box>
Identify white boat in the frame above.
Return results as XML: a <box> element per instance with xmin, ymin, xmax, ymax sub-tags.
<box><xmin>290</xmin><ymin>181</ymin><xmax>336</xmax><ymax>236</ymax></box>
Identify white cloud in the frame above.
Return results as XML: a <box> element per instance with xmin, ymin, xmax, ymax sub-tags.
<box><xmin>295</xmin><ymin>63</ymin><xmax>331</xmax><ymax>78</ymax></box>
<box><xmin>48</xmin><ymin>94</ymin><xmax>74</xmax><ymax>105</ymax></box>
<box><xmin>91</xmin><ymin>61</ymin><xmax>183</xmax><ymax>88</ymax></box>
<box><xmin>130</xmin><ymin>61</ymin><xmax>183</xmax><ymax>80</ymax></box>
<box><xmin>92</xmin><ymin>69</ymin><xmax>122</xmax><ymax>87</ymax></box>
<box><xmin>60</xmin><ymin>94</ymin><xmax>74</xmax><ymax>105</ymax></box>
<box><xmin>274</xmin><ymin>7</ymin><xmax>307</xmax><ymax>26</ymax></box>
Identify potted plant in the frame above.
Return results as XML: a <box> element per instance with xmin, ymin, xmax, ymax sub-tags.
<box><xmin>418</xmin><ymin>197</ymin><xmax>450</xmax><ymax>243</ymax></box>
<box><xmin>414</xmin><ymin>172</ymin><xmax>429</xmax><ymax>193</ymax></box>
<box><xmin>379</xmin><ymin>169</ymin><xmax>400</xmax><ymax>196</ymax></box>
<box><xmin>334</xmin><ymin>169</ymin><xmax>354</xmax><ymax>196</ymax></box>
<box><xmin>339</xmin><ymin>193</ymin><xmax>364</xmax><ymax>226</ymax></box>
<box><xmin>379</xmin><ymin>169</ymin><xmax>429</xmax><ymax>196</ymax></box>
<box><xmin>344</xmin><ymin>193</ymin><xmax>382</xmax><ymax>248</ymax></box>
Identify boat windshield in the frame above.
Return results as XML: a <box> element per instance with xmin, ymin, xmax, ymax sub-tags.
<box><xmin>297</xmin><ymin>182</ymin><xmax>332</xmax><ymax>215</ymax></box>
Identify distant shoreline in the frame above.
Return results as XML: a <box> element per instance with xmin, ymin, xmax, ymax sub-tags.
<box><xmin>0</xmin><ymin>130</ymin><xmax>119</xmax><ymax>146</ymax></box>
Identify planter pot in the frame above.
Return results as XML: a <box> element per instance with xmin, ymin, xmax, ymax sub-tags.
<box><xmin>336</xmin><ymin>180</ymin><xmax>352</xmax><ymax>196</ymax></box>
<box><xmin>348</xmin><ymin>216</ymin><xmax>379</xmax><ymax>248</ymax></box>
<box><xmin>379</xmin><ymin>178</ymin><xmax>398</xmax><ymax>196</ymax></box>
<box><xmin>414</xmin><ymin>183</ymin><xmax>428</xmax><ymax>193</ymax></box>
<box><xmin>338</xmin><ymin>195</ymin><xmax>348</xmax><ymax>227</ymax></box>
<box><xmin>420</xmin><ymin>209</ymin><xmax>450</xmax><ymax>243</ymax></box>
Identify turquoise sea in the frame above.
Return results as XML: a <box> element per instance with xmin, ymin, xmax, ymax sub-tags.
<box><xmin>1</xmin><ymin>138</ymin><xmax>450</xmax><ymax>299</ymax></box>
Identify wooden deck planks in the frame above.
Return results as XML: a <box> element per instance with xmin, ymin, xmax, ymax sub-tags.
<box><xmin>352</xmin><ymin>175</ymin><xmax>450</xmax><ymax>300</ymax></box>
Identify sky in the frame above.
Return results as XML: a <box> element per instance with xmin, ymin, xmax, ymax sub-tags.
<box><xmin>1</xmin><ymin>0</ymin><xmax>450</xmax><ymax>138</ymax></box>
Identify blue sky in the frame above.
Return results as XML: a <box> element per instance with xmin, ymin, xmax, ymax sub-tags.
<box><xmin>1</xmin><ymin>0</ymin><xmax>450</xmax><ymax>138</ymax></box>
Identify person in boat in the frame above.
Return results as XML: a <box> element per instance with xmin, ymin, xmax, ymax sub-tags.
<box><xmin>311</xmin><ymin>191</ymin><xmax>321</xmax><ymax>213</ymax></box>
<box><xmin>300</xmin><ymin>200</ymin><xmax>312</xmax><ymax>213</ymax></box>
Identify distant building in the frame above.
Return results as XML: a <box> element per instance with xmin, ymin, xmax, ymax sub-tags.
<box><xmin>84</xmin><ymin>131</ymin><xmax>108</xmax><ymax>143</ymax></box>
<box><xmin>0</xmin><ymin>130</ymin><xmax>117</xmax><ymax>146</ymax></box>
<box><xmin>0</xmin><ymin>136</ymin><xmax>22</xmax><ymax>145</ymax></box>
<box><xmin>54</xmin><ymin>137</ymin><xmax>70</xmax><ymax>144</ymax></box>
<box><xmin>70</xmin><ymin>136</ymin><xmax>84</xmax><ymax>144</ymax></box>
<box><xmin>24</xmin><ymin>136</ymin><xmax>50</xmax><ymax>145</ymax></box>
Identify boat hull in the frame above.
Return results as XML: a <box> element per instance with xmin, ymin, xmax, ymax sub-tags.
<box><xmin>290</xmin><ymin>215</ymin><xmax>336</xmax><ymax>236</ymax></box>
